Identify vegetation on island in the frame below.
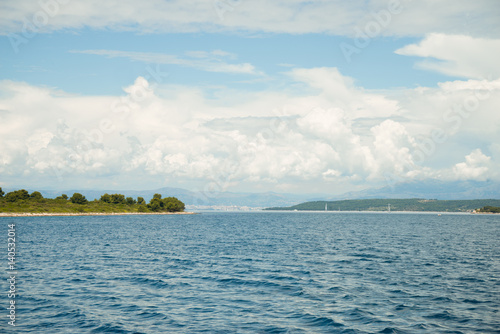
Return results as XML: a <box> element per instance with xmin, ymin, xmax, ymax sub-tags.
<box><xmin>477</xmin><ymin>206</ymin><xmax>500</xmax><ymax>213</ymax></box>
<box><xmin>266</xmin><ymin>198</ymin><xmax>500</xmax><ymax>212</ymax></box>
<box><xmin>0</xmin><ymin>187</ymin><xmax>185</xmax><ymax>214</ymax></box>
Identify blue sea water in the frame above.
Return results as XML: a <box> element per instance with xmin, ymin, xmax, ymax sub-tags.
<box><xmin>1</xmin><ymin>212</ymin><xmax>499</xmax><ymax>333</ymax></box>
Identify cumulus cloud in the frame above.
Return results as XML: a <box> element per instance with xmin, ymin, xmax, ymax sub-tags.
<box><xmin>1</xmin><ymin>0</ymin><xmax>499</xmax><ymax>37</ymax></box>
<box><xmin>288</xmin><ymin>67</ymin><xmax>400</xmax><ymax>119</ymax></box>
<box><xmin>370</xmin><ymin>120</ymin><xmax>416</xmax><ymax>178</ymax></box>
<box><xmin>396</xmin><ymin>77</ymin><xmax>500</xmax><ymax>139</ymax></box>
<box><xmin>395</xmin><ymin>33</ymin><xmax>500</xmax><ymax>79</ymax></box>
<box><xmin>0</xmin><ymin>67</ymin><xmax>499</xmax><ymax>192</ymax></box>
<box><xmin>451</xmin><ymin>149</ymin><xmax>491</xmax><ymax>181</ymax></box>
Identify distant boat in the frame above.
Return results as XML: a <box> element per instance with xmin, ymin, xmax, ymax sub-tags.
<box><xmin>325</xmin><ymin>203</ymin><xmax>328</xmax><ymax>211</ymax></box>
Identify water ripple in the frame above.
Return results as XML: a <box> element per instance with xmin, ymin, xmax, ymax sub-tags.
<box><xmin>5</xmin><ymin>212</ymin><xmax>499</xmax><ymax>333</ymax></box>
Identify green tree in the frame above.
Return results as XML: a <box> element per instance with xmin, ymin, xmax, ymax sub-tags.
<box><xmin>126</xmin><ymin>197</ymin><xmax>136</xmax><ymax>205</ymax></box>
<box><xmin>163</xmin><ymin>197</ymin><xmax>185</xmax><ymax>212</ymax></box>
<box><xmin>147</xmin><ymin>195</ymin><xmax>184</xmax><ymax>212</ymax></box>
<box><xmin>147</xmin><ymin>198</ymin><xmax>163</xmax><ymax>212</ymax></box>
<box><xmin>0</xmin><ymin>187</ymin><xmax>4</xmax><ymax>198</ymax></box>
<box><xmin>5</xmin><ymin>189</ymin><xmax>30</xmax><ymax>202</ymax></box>
<box><xmin>30</xmin><ymin>191</ymin><xmax>43</xmax><ymax>200</ymax></box>
<box><xmin>137</xmin><ymin>197</ymin><xmax>145</xmax><ymax>205</ymax></box>
<box><xmin>101</xmin><ymin>193</ymin><xmax>126</xmax><ymax>204</ymax></box>
<box><xmin>147</xmin><ymin>194</ymin><xmax>164</xmax><ymax>211</ymax></box>
<box><xmin>110</xmin><ymin>194</ymin><xmax>126</xmax><ymax>204</ymax></box>
<box><xmin>56</xmin><ymin>194</ymin><xmax>68</xmax><ymax>200</ymax></box>
<box><xmin>100</xmin><ymin>193</ymin><xmax>111</xmax><ymax>203</ymax></box>
<box><xmin>70</xmin><ymin>193</ymin><xmax>88</xmax><ymax>204</ymax></box>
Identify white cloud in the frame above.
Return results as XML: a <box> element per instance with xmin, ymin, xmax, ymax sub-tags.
<box><xmin>0</xmin><ymin>67</ymin><xmax>499</xmax><ymax>192</ymax></box>
<box><xmin>396</xmin><ymin>77</ymin><xmax>500</xmax><ymax>140</ymax></box>
<box><xmin>71</xmin><ymin>49</ymin><xmax>260</xmax><ymax>75</ymax></box>
<box><xmin>322</xmin><ymin>169</ymin><xmax>342</xmax><ymax>180</ymax></box>
<box><xmin>1</xmin><ymin>0</ymin><xmax>499</xmax><ymax>37</ymax></box>
<box><xmin>288</xmin><ymin>67</ymin><xmax>400</xmax><ymax>119</ymax></box>
<box><xmin>370</xmin><ymin>119</ymin><xmax>416</xmax><ymax>178</ymax></box>
<box><xmin>451</xmin><ymin>149</ymin><xmax>491</xmax><ymax>181</ymax></box>
<box><xmin>395</xmin><ymin>33</ymin><xmax>500</xmax><ymax>79</ymax></box>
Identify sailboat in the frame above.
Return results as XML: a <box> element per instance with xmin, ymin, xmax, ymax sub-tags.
<box><xmin>325</xmin><ymin>203</ymin><xmax>328</xmax><ymax>211</ymax></box>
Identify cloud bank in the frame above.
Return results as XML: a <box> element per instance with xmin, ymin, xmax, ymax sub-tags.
<box><xmin>1</xmin><ymin>66</ymin><xmax>499</xmax><ymax>193</ymax></box>
<box><xmin>1</xmin><ymin>0</ymin><xmax>499</xmax><ymax>194</ymax></box>
<box><xmin>1</xmin><ymin>0</ymin><xmax>499</xmax><ymax>37</ymax></box>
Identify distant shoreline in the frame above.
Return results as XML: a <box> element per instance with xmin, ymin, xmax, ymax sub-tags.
<box><xmin>0</xmin><ymin>212</ymin><xmax>196</xmax><ymax>217</ymax></box>
<box><xmin>266</xmin><ymin>199</ymin><xmax>500</xmax><ymax>212</ymax></box>
<box><xmin>265</xmin><ymin>210</ymin><xmax>473</xmax><ymax>214</ymax></box>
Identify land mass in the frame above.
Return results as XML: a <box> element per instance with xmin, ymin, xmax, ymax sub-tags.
<box><xmin>0</xmin><ymin>188</ymin><xmax>187</xmax><ymax>215</ymax></box>
<box><xmin>265</xmin><ymin>198</ymin><xmax>500</xmax><ymax>212</ymax></box>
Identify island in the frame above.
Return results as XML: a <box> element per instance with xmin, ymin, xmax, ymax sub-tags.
<box><xmin>0</xmin><ymin>187</ymin><xmax>189</xmax><ymax>216</ymax></box>
<box><xmin>265</xmin><ymin>198</ymin><xmax>500</xmax><ymax>212</ymax></box>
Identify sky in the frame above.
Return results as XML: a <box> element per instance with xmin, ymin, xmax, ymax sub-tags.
<box><xmin>0</xmin><ymin>0</ymin><xmax>500</xmax><ymax>196</ymax></box>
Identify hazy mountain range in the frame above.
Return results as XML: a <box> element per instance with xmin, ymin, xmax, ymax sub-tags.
<box><xmin>4</xmin><ymin>180</ymin><xmax>499</xmax><ymax>208</ymax></box>
<box><xmin>338</xmin><ymin>180</ymin><xmax>500</xmax><ymax>201</ymax></box>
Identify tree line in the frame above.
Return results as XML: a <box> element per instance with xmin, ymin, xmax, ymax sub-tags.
<box><xmin>478</xmin><ymin>206</ymin><xmax>500</xmax><ymax>213</ymax></box>
<box><xmin>0</xmin><ymin>187</ymin><xmax>185</xmax><ymax>213</ymax></box>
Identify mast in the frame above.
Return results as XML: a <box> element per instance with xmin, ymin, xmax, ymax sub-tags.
<box><xmin>388</xmin><ymin>203</ymin><xmax>391</xmax><ymax>212</ymax></box>
<box><xmin>325</xmin><ymin>203</ymin><xmax>327</xmax><ymax>211</ymax></box>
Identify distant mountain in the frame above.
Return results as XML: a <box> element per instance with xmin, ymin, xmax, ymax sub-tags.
<box><xmin>336</xmin><ymin>180</ymin><xmax>500</xmax><ymax>200</ymax></box>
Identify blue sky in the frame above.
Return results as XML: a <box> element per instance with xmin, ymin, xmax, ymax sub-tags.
<box><xmin>1</xmin><ymin>31</ymin><xmax>450</xmax><ymax>95</ymax></box>
<box><xmin>1</xmin><ymin>0</ymin><xmax>499</xmax><ymax>195</ymax></box>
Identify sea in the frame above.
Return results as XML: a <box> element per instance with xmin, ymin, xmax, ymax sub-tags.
<box><xmin>2</xmin><ymin>212</ymin><xmax>499</xmax><ymax>333</ymax></box>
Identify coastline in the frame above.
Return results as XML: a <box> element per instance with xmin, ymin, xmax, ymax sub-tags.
<box><xmin>0</xmin><ymin>212</ymin><xmax>197</xmax><ymax>217</ymax></box>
